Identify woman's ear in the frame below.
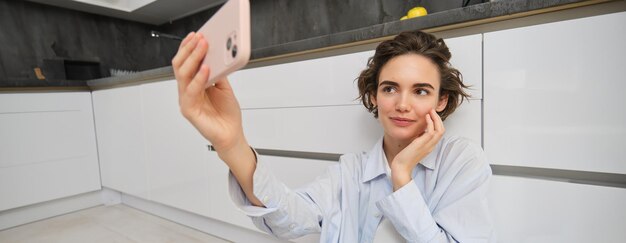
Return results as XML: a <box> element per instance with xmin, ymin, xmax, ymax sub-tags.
<box><xmin>436</xmin><ymin>94</ymin><xmax>448</xmax><ymax>112</ymax></box>
<box><xmin>370</xmin><ymin>94</ymin><xmax>377</xmax><ymax>107</ymax></box>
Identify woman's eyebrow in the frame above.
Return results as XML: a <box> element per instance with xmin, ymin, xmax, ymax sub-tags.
<box><xmin>413</xmin><ymin>83</ymin><xmax>435</xmax><ymax>89</ymax></box>
<box><xmin>379</xmin><ymin>80</ymin><xmax>435</xmax><ymax>90</ymax></box>
<box><xmin>379</xmin><ymin>80</ymin><xmax>398</xmax><ymax>87</ymax></box>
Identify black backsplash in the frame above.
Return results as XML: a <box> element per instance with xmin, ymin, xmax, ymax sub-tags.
<box><xmin>0</xmin><ymin>0</ymin><xmax>178</xmax><ymax>86</ymax></box>
<box><xmin>0</xmin><ymin>0</ymin><xmax>483</xmax><ymax>86</ymax></box>
<box><xmin>160</xmin><ymin>0</ymin><xmax>485</xmax><ymax>51</ymax></box>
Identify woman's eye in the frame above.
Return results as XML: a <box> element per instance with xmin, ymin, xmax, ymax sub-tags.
<box><xmin>382</xmin><ymin>86</ymin><xmax>396</xmax><ymax>93</ymax></box>
<box><xmin>416</xmin><ymin>89</ymin><xmax>429</xmax><ymax>96</ymax></box>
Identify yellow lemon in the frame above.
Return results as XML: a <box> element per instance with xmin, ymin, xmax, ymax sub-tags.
<box><xmin>407</xmin><ymin>6</ymin><xmax>428</xmax><ymax>19</ymax></box>
<box><xmin>400</xmin><ymin>15</ymin><xmax>408</xmax><ymax>20</ymax></box>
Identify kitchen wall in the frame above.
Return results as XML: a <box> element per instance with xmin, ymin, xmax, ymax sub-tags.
<box><xmin>0</xmin><ymin>0</ymin><xmax>177</xmax><ymax>86</ymax></box>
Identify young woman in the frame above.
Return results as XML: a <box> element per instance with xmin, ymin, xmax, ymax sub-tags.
<box><xmin>173</xmin><ymin>30</ymin><xmax>495</xmax><ymax>242</ymax></box>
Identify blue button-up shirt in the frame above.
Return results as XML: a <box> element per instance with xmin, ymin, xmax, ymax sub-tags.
<box><xmin>229</xmin><ymin>135</ymin><xmax>495</xmax><ymax>242</ymax></box>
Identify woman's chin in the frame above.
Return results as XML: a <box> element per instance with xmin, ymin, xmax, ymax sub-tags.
<box><xmin>381</xmin><ymin>121</ymin><xmax>425</xmax><ymax>142</ymax></box>
<box><xmin>386</xmin><ymin>129</ymin><xmax>420</xmax><ymax>142</ymax></box>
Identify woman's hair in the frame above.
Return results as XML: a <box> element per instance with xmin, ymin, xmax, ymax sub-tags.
<box><xmin>356</xmin><ymin>30</ymin><xmax>470</xmax><ymax>121</ymax></box>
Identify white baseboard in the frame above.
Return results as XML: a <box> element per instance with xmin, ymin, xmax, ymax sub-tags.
<box><xmin>120</xmin><ymin>192</ymin><xmax>289</xmax><ymax>243</ymax></box>
<box><xmin>0</xmin><ymin>190</ymin><xmax>103</xmax><ymax>230</ymax></box>
<box><xmin>100</xmin><ymin>187</ymin><xmax>122</xmax><ymax>205</ymax></box>
<box><xmin>0</xmin><ymin>188</ymin><xmax>318</xmax><ymax>243</ymax></box>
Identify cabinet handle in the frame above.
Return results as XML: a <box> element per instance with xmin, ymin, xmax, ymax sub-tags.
<box><xmin>206</xmin><ymin>145</ymin><xmax>626</xmax><ymax>188</ymax></box>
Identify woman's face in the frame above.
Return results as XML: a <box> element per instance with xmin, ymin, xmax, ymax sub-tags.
<box><xmin>372</xmin><ymin>53</ymin><xmax>448</xmax><ymax>143</ymax></box>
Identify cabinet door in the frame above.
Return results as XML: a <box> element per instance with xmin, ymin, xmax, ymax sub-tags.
<box><xmin>229</xmin><ymin>50</ymin><xmax>372</xmax><ymax>109</ymax></box>
<box><xmin>484</xmin><ymin>12</ymin><xmax>626</xmax><ymax>173</ymax></box>
<box><xmin>445</xmin><ymin>34</ymin><xmax>483</xmax><ymax>99</ymax></box>
<box><xmin>242</xmin><ymin>105</ymin><xmax>382</xmax><ymax>155</ymax></box>
<box><xmin>0</xmin><ymin>92</ymin><xmax>100</xmax><ymax>210</ymax></box>
<box><xmin>92</xmin><ymin>87</ymin><xmax>149</xmax><ymax>199</ymax></box>
<box><xmin>242</xmin><ymin>102</ymin><xmax>481</xmax><ymax>155</ymax></box>
<box><xmin>140</xmin><ymin>80</ymin><xmax>213</xmax><ymax>217</ymax></box>
<box><xmin>444</xmin><ymin>34</ymin><xmax>483</xmax><ymax>144</ymax></box>
<box><xmin>445</xmin><ymin>99</ymin><xmax>482</xmax><ymax>144</ymax></box>
<box><xmin>489</xmin><ymin>176</ymin><xmax>626</xmax><ymax>243</ymax></box>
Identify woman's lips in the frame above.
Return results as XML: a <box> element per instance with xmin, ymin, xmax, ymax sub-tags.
<box><xmin>390</xmin><ymin>117</ymin><xmax>416</xmax><ymax>127</ymax></box>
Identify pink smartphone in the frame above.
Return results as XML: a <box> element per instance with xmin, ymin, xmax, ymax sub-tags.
<box><xmin>197</xmin><ymin>0</ymin><xmax>251</xmax><ymax>88</ymax></box>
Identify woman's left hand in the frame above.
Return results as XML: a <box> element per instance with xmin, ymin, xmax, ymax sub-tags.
<box><xmin>391</xmin><ymin>109</ymin><xmax>445</xmax><ymax>191</ymax></box>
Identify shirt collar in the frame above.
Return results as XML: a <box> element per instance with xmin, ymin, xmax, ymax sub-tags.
<box><xmin>361</xmin><ymin>137</ymin><xmax>438</xmax><ymax>183</ymax></box>
<box><xmin>361</xmin><ymin>138</ymin><xmax>386</xmax><ymax>183</ymax></box>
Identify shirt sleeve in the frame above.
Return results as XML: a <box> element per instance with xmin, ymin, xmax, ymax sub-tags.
<box><xmin>228</xmin><ymin>149</ymin><xmax>341</xmax><ymax>240</ymax></box>
<box><xmin>375</xmin><ymin>146</ymin><xmax>495</xmax><ymax>243</ymax></box>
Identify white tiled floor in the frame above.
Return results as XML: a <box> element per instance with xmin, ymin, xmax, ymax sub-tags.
<box><xmin>0</xmin><ymin>204</ymin><xmax>231</xmax><ymax>243</ymax></box>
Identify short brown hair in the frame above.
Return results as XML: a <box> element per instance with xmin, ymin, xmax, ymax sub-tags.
<box><xmin>356</xmin><ymin>30</ymin><xmax>470</xmax><ymax>121</ymax></box>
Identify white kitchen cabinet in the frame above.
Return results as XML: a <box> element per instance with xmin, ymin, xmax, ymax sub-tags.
<box><xmin>444</xmin><ymin>99</ymin><xmax>482</xmax><ymax>145</ymax></box>
<box><xmin>242</xmin><ymin>100</ymin><xmax>480</xmax><ymax>156</ymax></box>
<box><xmin>484</xmin><ymin>11</ymin><xmax>626</xmax><ymax>174</ymax></box>
<box><xmin>137</xmin><ymin>80</ymin><xmax>338</xmax><ymax>236</ymax></box>
<box><xmin>92</xmin><ymin>80</ymin><xmax>215</xmax><ymax>218</ymax></box>
<box><xmin>140</xmin><ymin>80</ymin><xmax>214</xmax><ymax>217</ymax></box>
<box><xmin>229</xmin><ymin>50</ymin><xmax>371</xmax><ymax>109</ymax></box>
<box><xmin>242</xmin><ymin>105</ymin><xmax>382</xmax><ymax>155</ymax></box>
<box><xmin>92</xmin><ymin>86</ymin><xmax>150</xmax><ymax>199</ymax></box>
<box><xmin>0</xmin><ymin>92</ymin><xmax>100</xmax><ymax>211</ymax></box>
<box><xmin>445</xmin><ymin>34</ymin><xmax>483</xmax><ymax>99</ymax></box>
<box><xmin>489</xmin><ymin>175</ymin><xmax>626</xmax><ymax>243</ymax></box>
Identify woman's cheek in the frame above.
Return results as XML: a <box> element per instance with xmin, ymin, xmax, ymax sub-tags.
<box><xmin>413</xmin><ymin>106</ymin><xmax>431</xmax><ymax>119</ymax></box>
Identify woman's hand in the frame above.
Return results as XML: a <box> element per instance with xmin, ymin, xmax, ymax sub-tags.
<box><xmin>173</xmin><ymin>32</ymin><xmax>245</xmax><ymax>154</ymax></box>
<box><xmin>391</xmin><ymin>109</ymin><xmax>445</xmax><ymax>191</ymax></box>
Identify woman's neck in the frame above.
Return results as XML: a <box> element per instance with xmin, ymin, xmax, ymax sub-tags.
<box><xmin>382</xmin><ymin>135</ymin><xmax>411</xmax><ymax>167</ymax></box>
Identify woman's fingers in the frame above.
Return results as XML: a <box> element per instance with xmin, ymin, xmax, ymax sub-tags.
<box><xmin>214</xmin><ymin>77</ymin><xmax>233</xmax><ymax>91</ymax></box>
<box><xmin>424</xmin><ymin>109</ymin><xmax>444</xmax><ymax>149</ymax></box>
<box><xmin>407</xmin><ymin>112</ymin><xmax>434</xmax><ymax>149</ymax></box>
<box><xmin>187</xmin><ymin>64</ymin><xmax>211</xmax><ymax>98</ymax></box>
<box><xmin>425</xmin><ymin>113</ymin><xmax>434</xmax><ymax>135</ymax></box>
<box><xmin>418</xmin><ymin>111</ymin><xmax>439</xmax><ymax>151</ymax></box>
<box><xmin>179</xmin><ymin>32</ymin><xmax>195</xmax><ymax>49</ymax></box>
<box><xmin>430</xmin><ymin>109</ymin><xmax>445</xmax><ymax>146</ymax></box>
<box><xmin>174</xmin><ymin>32</ymin><xmax>199</xmax><ymax>94</ymax></box>
<box><xmin>431</xmin><ymin>109</ymin><xmax>444</xmax><ymax>134</ymax></box>
<box><xmin>172</xmin><ymin>32</ymin><xmax>198</xmax><ymax>71</ymax></box>
<box><xmin>178</xmin><ymin>34</ymin><xmax>209</xmax><ymax>86</ymax></box>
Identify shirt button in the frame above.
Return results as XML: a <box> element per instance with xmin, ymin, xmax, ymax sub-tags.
<box><xmin>262</xmin><ymin>196</ymin><xmax>269</xmax><ymax>204</ymax></box>
<box><xmin>289</xmin><ymin>223</ymin><xmax>296</xmax><ymax>230</ymax></box>
<box><xmin>374</xmin><ymin>212</ymin><xmax>381</xmax><ymax>218</ymax></box>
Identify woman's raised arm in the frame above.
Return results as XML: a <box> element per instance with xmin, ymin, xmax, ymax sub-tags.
<box><xmin>173</xmin><ymin>32</ymin><xmax>263</xmax><ymax>207</ymax></box>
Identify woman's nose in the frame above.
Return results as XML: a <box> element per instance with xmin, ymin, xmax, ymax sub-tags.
<box><xmin>395</xmin><ymin>95</ymin><xmax>410</xmax><ymax>112</ymax></box>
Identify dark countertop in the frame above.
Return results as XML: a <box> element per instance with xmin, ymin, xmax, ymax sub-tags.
<box><xmin>247</xmin><ymin>0</ymin><xmax>596</xmax><ymax>60</ymax></box>
<box><xmin>1</xmin><ymin>0</ymin><xmax>604</xmax><ymax>89</ymax></box>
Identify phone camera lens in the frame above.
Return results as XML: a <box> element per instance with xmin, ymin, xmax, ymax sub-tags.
<box><xmin>232</xmin><ymin>45</ymin><xmax>238</xmax><ymax>58</ymax></box>
<box><xmin>226</xmin><ymin>38</ymin><xmax>232</xmax><ymax>50</ymax></box>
